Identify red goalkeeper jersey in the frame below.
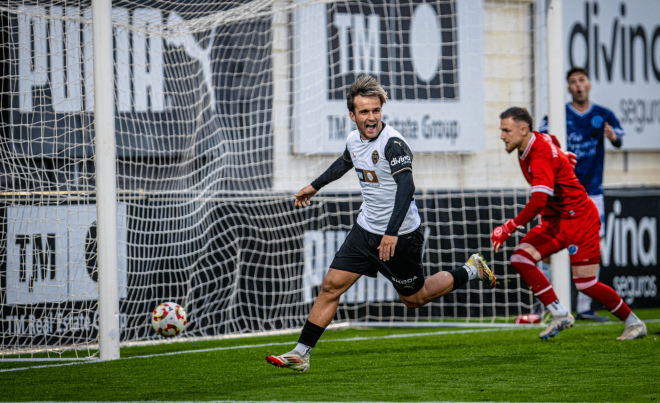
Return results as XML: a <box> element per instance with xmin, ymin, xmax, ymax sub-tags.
<box><xmin>519</xmin><ymin>132</ymin><xmax>592</xmax><ymax>219</ymax></box>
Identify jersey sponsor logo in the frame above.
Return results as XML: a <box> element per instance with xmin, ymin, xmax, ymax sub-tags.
<box><xmin>394</xmin><ymin>141</ymin><xmax>402</xmax><ymax>147</ymax></box>
<box><xmin>390</xmin><ymin>155</ymin><xmax>411</xmax><ymax>166</ymax></box>
<box><xmin>391</xmin><ymin>276</ymin><xmax>418</xmax><ymax>285</ymax></box>
<box><xmin>355</xmin><ymin>168</ymin><xmax>379</xmax><ymax>184</ymax></box>
<box><xmin>372</xmin><ymin>150</ymin><xmax>379</xmax><ymax>164</ymax></box>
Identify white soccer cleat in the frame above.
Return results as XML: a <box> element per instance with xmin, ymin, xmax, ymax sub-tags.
<box><xmin>539</xmin><ymin>313</ymin><xmax>574</xmax><ymax>339</ymax></box>
<box><xmin>617</xmin><ymin>322</ymin><xmax>647</xmax><ymax>340</ymax></box>
<box><xmin>265</xmin><ymin>351</ymin><xmax>310</xmax><ymax>373</ymax></box>
<box><xmin>466</xmin><ymin>254</ymin><xmax>497</xmax><ymax>289</ymax></box>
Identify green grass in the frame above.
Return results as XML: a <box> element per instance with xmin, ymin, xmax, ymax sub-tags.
<box><xmin>2</xmin><ymin>310</ymin><xmax>659</xmax><ymax>402</ymax></box>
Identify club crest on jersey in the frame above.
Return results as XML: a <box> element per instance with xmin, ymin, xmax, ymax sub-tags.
<box><xmin>568</xmin><ymin>245</ymin><xmax>578</xmax><ymax>255</ymax></box>
<box><xmin>591</xmin><ymin>115</ymin><xmax>604</xmax><ymax>129</ymax></box>
<box><xmin>372</xmin><ymin>151</ymin><xmax>379</xmax><ymax>164</ymax></box>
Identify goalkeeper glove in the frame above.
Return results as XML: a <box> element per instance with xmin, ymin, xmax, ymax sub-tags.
<box><xmin>492</xmin><ymin>219</ymin><xmax>520</xmax><ymax>253</ymax></box>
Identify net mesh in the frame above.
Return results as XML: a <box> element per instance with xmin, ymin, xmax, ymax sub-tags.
<box><xmin>0</xmin><ymin>0</ymin><xmax>544</xmax><ymax>358</ymax></box>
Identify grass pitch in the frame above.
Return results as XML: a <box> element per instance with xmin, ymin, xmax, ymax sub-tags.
<box><xmin>1</xmin><ymin>310</ymin><xmax>659</xmax><ymax>402</ymax></box>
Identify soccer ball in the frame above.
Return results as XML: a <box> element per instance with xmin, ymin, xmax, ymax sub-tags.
<box><xmin>152</xmin><ymin>302</ymin><xmax>187</xmax><ymax>337</ymax></box>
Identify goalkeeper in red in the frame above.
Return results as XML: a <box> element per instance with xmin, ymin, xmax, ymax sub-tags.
<box><xmin>493</xmin><ymin>107</ymin><xmax>646</xmax><ymax>340</ymax></box>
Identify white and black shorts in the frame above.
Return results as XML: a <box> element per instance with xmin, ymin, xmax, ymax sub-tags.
<box><xmin>330</xmin><ymin>223</ymin><xmax>425</xmax><ymax>296</ymax></box>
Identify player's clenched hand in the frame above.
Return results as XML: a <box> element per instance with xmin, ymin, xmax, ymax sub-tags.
<box><xmin>604</xmin><ymin>122</ymin><xmax>617</xmax><ymax>142</ymax></box>
<box><xmin>565</xmin><ymin>151</ymin><xmax>577</xmax><ymax>168</ymax></box>
<box><xmin>491</xmin><ymin>219</ymin><xmax>519</xmax><ymax>253</ymax></box>
<box><xmin>378</xmin><ymin>235</ymin><xmax>398</xmax><ymax>261</ymax></box>
<box><xmin>294</xmin><ymin>185</ymin><xmax>318</xmax><ymax>207</ymax></box>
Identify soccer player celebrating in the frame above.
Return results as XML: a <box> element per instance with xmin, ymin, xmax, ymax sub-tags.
<box><xmin>537</xmin><ymin>67</ymin><xmax>625</xmax><ymax>322</ymax></box>
<box><xmin>266</xmin><ymin>75</ymin><xmax>497</xmax><ymax>373</ymax></box>
<box><xmin>493</xmin><ymin>107</ymin><xmax>646</xmax><ymax>340</ymax></box>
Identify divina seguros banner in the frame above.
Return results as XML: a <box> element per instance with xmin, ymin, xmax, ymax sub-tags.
<box><xmin>563</xmin><ymin>0</ymin><xmax>660</xmax><ymax>150</ymax></box>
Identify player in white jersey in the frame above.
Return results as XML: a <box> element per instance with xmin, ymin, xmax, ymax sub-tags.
<box><xmin>265</xmin><ymin>75</ymin><xmax>497</xmax><ymax>373</ymax></box>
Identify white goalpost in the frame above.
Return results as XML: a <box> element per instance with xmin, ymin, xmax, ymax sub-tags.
<box><xmin>0</xmin><ymin>0</ymin><xmax>571</xmax><ymax>360</ymax></box>
<box><xmin>545</xmin><ymin>0</ymin><xmax>571</xmax><ymax>313</ymax></box>
<box><xmin>91</xmin><ymin>0</ymin><xmax>120</xmax><ymax>361</ymax></box>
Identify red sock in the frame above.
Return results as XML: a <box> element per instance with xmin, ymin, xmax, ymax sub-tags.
<box><xmin>511</xmin><ymin>249</ymin><xmax>557</xmax><ymax>306</ymax></box>
<box><xmin>573</xmin><ymin>276</ymin><xmax>631</xmax><ymax>321</ymax></box>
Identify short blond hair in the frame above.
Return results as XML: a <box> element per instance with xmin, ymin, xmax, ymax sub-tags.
<box><xmin>346</xmin><ymin>75</ymin><xmax>388</xmax><ymax>112</ymax></box>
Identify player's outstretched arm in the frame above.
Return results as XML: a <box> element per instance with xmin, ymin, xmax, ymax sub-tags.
<box><xmin>295</xmin><ymin>148</ymin><xmax>354</xmax><ymax>207</ymax></box>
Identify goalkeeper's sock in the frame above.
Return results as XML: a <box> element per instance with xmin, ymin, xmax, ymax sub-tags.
<box><xmin>573</xmin><ymin>277</ymin><xmax>631</xmax><ymax>321</ymax></box>
<box><xmin>296</xmin><ymin>319</ymin><xmax>325</xmax><ymax>358</ymax></box>
<box><xmin>547</xmin><ymin>300</ymin><xmax>569</xmax><ymax>317</ymax></box>
<box><xmin>511</xmin><ymin>249</ymin><xmax>558</xmax><ymax>306</ymax></box>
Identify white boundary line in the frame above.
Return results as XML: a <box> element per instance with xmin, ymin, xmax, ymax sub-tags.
<box><xmin>2</xmin><ymin>319</ymin><xmax>658</xmax><ymax>373</ymax></box>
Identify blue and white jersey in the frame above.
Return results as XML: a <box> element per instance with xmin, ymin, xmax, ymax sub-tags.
<box><xmin>539</xmin><ymin>102</ymin><xmax>624</xmax><ymax>196</ymax></box>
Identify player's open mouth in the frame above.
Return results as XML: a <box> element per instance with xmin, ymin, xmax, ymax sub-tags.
<box><xmin>366</xmin><ymin>123</ymin><xmax>377</xmax><ymax>131</ymax></box>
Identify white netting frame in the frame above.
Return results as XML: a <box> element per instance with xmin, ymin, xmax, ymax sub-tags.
<box><xmin>0</xmin><ymin>0</ymin><xmax>545</xmax><ymax>358</ymax></box>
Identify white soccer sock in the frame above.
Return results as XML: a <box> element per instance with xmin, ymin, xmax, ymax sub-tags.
<box><xmin>462</xmin><ymin>265</ymin><xmax>477</xmax><ymax>281</ymax></box>
<box><xmin>624</xmin><ymin>312</ymin><xmax>643</xmax><ymax>327</ymax></box>
<box><xmin>293</xmin><ymin>342</ymin><xmax>312</xmax><ymax>358</ymax></box>
<box><xmin>547</xmin><ymin>300</ymin><xmax>569</xmax><ymax>317</ymax></box>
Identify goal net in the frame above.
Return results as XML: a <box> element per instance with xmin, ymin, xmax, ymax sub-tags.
<box><xmin>0</xmin><ymin>0</ymin><xmax>546</xmax><ymax>358</ymax></box>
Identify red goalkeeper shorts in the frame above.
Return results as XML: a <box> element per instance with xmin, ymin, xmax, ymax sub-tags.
<box><xmin>520</xmin><ymin>205</ymin><xmax>601</xmax><ymax>266</ymax></box>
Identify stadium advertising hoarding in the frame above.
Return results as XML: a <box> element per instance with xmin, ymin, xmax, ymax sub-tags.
<box><xmin>1</xmin><ymin>204</ymin><xmax>128</xmax><ymax>339</ymax></box>
<box><xmin>4</xmin><ymin>5</ymin><xmax>271</xmax><ymax>160</ymax></box>
<box><xmin>1</xmin><ymin>188</ymin><xmax>658</xmax><ymax>347</ymax></box>
<box><xmin>293</xmin><ymin>0</ymin><xmax>485</xmax><ymax>154</ymax></box>
<box><xmin>597</xmin><ymin>192</ymin><xmax>659</xmax><ymax>309</ymax></box>
<box><xmin>563</xmin><ymin>0</ymin><xmax>660</xmax><ymax>150</ymax></box>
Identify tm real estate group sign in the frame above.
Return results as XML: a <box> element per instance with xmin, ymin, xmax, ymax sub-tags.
<box><xmin>293</xmin><ymin>0</ymin><xmax>485</xmax><ymax>154</ymax></box>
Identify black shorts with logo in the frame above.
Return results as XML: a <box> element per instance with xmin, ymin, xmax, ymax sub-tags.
<box><xmin>330</xmin><ymin>223</ymin><xmax>425</xmax><ymax>296</ymax></box>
